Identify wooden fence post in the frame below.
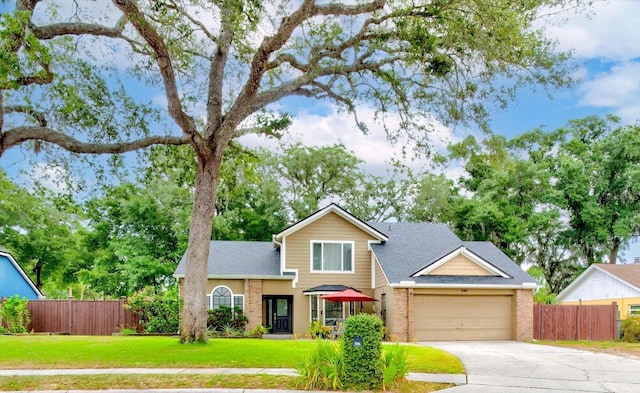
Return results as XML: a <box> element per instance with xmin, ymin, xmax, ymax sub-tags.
<box><xmin>612</xmin><ymin>302</ymin><xmax>618</xmax><ymax>339</ymax></box>
<box><xmin>119</xmin><ymin>296</ymin><xmax>126</xmax><ymax>330</ymax></box>
<box><xmin>67</xmin><ymin>296</ymin><xmax>73</xmax><ymax>334</ymax></box>
<box><xmin>576</xmin><ymin>300</ymin><xmax>581</xmax><ymax>340</ymax></box>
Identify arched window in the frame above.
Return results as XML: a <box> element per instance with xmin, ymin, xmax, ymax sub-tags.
<box><xmin>208</xmin><ymin>285</ymin><xmax>244</xmax><ymax>311</ymax></box>
<box><xmin>212</xmin><ymin>286</ymin><xmax>232</xmax><ymax>309</ymax></box>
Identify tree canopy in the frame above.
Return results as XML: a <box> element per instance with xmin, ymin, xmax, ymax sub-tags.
<box><xmin>0</xmin><ymin>0</ymin><xmax>583</xmax><ymax>341</ymax></box>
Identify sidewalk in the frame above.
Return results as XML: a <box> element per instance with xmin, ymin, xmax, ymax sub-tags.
<box><xmin>0</xmin><ymin>367</ymin><xmax>466</xmax><ymax>389</ymax></box>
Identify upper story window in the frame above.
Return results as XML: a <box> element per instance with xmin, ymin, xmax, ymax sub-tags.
<box><xmin>630</xmin><ymin>305</ymin><xmax>640</xmax><ymax>316</ymax></box>
<box><xmin>311</xmin><ymin>241</ymin><xmax>354</xmax><ymax>272</ymax></box>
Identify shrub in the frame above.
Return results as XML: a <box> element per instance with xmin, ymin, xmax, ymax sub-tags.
<box><xmin>307</xmin><ymin>320</ymin><xmax>331</xmax><ymax>339</ymax></box>
<box><xmin>249</xmin><ymin>324</ymin><xmax>268</xmax><ymax>337</ymax></box>
<box><xmin>296</xmin><ymin>339</ymin><xmax>344</xmax><ymax>390</ymax></box>
<box><xmin>125</xmin><ymin>286</ymin><xmax>181</xmax><ymax>333</ymax></box>
<box><xmin>621</xmin><ymin>316</ymin><xmax>640</xmax><ymax>342</ymax></box>
<box><xmin>341</xmin><ymin>313</ymin><xmax>384</xmax><ymax>390</ymax></box>
<box><xmin>207</xmin><ymin>305</ymin><xmax>248</xmax><ymax>333</ymax></box>
<box><xmin>381</xmin><ymin>343</ymin><xmax>409</xmax><ymax>389</ymax></box>
<box><xmin>0</xmin><ymin>295</ymin><xmax>30</xmax><ymax>333</ymax></box>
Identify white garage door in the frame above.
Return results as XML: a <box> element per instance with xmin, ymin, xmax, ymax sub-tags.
<box><xmin>413</xmin><ymin>295</ymin><xmax>512</xmax><ymax>341</ymax></box>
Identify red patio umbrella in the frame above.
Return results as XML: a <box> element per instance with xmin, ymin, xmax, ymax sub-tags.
<box><xmin>319</xmin><ymin>288</ymin><xmax>378</xmax><ymax>302</ymax></box>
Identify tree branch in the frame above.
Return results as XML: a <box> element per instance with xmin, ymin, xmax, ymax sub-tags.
<box><xmin>30</xmin><ymin>21</ymin><xmax>125</xmax><ymax>40</ymax></box>
<box><xmin>3</xmin><ymin>105</ymin><xmax>48</xmax><ymax>126</ymax></box>
<box><xmin>206</xmin><ymin>6</ymin><xmax>234</xmax><ymax>141</ymax></box>
<box><xmin>1</xmin><ymin>126</ymin><xmax>186</xmax><ymax>155</ymax></box>
<box><xmin>112</xmin><ymin>0</ymin><xmax>198</xmax><ymax>141</ymax></box>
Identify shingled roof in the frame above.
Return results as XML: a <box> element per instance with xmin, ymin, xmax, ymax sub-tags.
<box><xmin>369</xmin><ymin>222</ymin><xmax>536</xmax><ymax>287</ymax></box>
<box><xmin>173</xmin><ymin>241</ymin><xmax>284</xmax><ymax>279</ymax></box>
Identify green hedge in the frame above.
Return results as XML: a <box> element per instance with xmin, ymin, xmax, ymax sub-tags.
<box><xmin>341</xmin><ymin>313</ymin><xmax>384</xmax><ymax>390</ymax></box>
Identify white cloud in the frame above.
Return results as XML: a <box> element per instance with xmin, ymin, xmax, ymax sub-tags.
<box><xmin>578</xmin><ymin>61</ymin><xmax>640</xmax><ymax>123</ymax></box>
<box><xmin>21</xmin><ymin>163</ymin><xmax>71</xmax><ymax>195</ymax></box>
<box><xmin>240</xmin><ymin>104</ymin><xmax>459</xmax><ymax>178</ymax></box>
<box><xmin>544</xmin><ymin>0</ymin><xmax>640</xmax><ymax>62</ymax></box>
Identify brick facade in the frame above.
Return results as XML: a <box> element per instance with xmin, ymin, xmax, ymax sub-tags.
<box><xmin>244</xmin><ymin>279</ymin><xmax>263</xmax><ymax>331</ymax></box>
<box><xmin>392</xmin><ymin>288</ymin><xmax>410</xmax><ymax>342</ymax></box>
<box><xmin>514</xmin><ymin>288</ymin><xmax>533</xmax><ymax>340</ymax></box>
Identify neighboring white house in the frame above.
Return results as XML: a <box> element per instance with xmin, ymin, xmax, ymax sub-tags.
<box><xmin>557</xmin><ymin>263</ymin><xmax>640</xmax><ymax>319</ymax></box>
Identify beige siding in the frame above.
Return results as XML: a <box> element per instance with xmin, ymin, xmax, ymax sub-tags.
<box><xmin>428</xmin><ymin>255</ymin><xmax>494</xmax><ymax>276</ymax></box>
<box><xmin>284</xmin><ymin>211</ymin><xmax>376</xmax><ymax>291</ymax></box>
<box><xmin>206</xmin><ymin>279</ymin><xmax>244</xmax><ymax>294</ymax></box>
<box><xmin>374</xmin><ymin>258</ymin><xmax>389</xmax><ymax>288</ymax></box>
<box><xmin>373</xmin><ymin>286</ymin><xmax>395</xmax><ymax>338</ymax></box>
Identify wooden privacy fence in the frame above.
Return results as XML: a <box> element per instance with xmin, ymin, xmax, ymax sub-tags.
<box><xmin>20</xmin><ymin>297</ymin><xmax>140</xmax><ymax>335</ymax></box>
<box><xmin>533</xmin><ymin>303</ymin><xmax>618</xmax><ymax>341</ymax></box>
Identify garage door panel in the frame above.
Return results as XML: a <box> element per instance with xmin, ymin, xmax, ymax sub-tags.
<box><xmin>413</xmin><ymin>295</ymin><xmax>512</xmax><ymax>341</ymax></box>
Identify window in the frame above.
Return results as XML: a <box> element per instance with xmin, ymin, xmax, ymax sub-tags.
<box><xmin>311</xmin><ymin>241</ymin><xmax>354</xmax><ymax>272</ymax></box>
<box><xmin>208</xmin><ymin>286</ymin><xmax>244</xmax><ymax>312</ymax></box>
<box><xmin>630</xmin><ymin>305</ymin><xmax>640</xmax><ymax>316</ymax></box>
<box><xmin>324</xmin><ymin>300</ymin><xmax>343</xmax><ymax>325</ymax></box>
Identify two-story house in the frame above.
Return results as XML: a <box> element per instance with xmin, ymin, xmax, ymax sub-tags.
<box><xmin>173</xmin><ymin>204</ymin><xmax>537</xmax><ymax>341</ymax></box>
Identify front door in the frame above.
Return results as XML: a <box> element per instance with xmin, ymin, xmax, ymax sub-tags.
<box><xmin>264</xmin><ymin>296</ymin><xmax>292</xmax><ymax>334</ymax></box>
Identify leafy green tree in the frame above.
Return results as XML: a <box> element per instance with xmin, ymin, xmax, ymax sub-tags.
<box><xmin>0</xmin><ymin>0</ymin><xmax>582</xmax><ymax>342</ymax></box>
<box><xmin>82</xmin><ymin>181</ymin><xmax>188</xmax><ymax>296</ymax></box>
<box><xmin>406</xmin><ymin>172</ymin><xmax>458</xmax><ymax>224</ymax></box>
<box><xmin>268</xmin><ymin>143</ymin><xmax>402</xmax><ymax>221</ymax></box>
<box><xmin>447</xmin><ymin>135</ymin><xmax>555</xmax><ymax>264</ymax></box>
<box><xmin>0</xmin><ymin>170</ymin><xmax>83</xmax><ymax>292</ymax></box>
<box><xmin>517</xmin><ymin>116</ymin><xmax>640</xmax><ymax>264</ymax></box>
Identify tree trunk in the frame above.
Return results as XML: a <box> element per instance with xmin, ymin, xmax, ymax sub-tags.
<box><xmin>608</xmin><ymin>238</ymin><xmax>620</xmax><ymax>264</ymax></box>
<box><xmin>180</xmin><ymin>155</ymin><xmax>220</xmax><ymax>343</ymax></box>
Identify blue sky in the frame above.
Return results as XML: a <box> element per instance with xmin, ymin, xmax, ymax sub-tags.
<box><xmin>2</xmin><ymin>0</ymin><xmax>640</xmax><ymax>260</ymax></box>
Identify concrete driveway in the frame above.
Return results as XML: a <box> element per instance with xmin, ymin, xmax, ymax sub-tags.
<box><xmin>425</xmin><ymin>341</ymin><xmax>640</xmax><ymax>393</ymax></box>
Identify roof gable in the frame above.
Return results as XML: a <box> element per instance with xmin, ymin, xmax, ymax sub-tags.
<box><xmin>369</xmin><ymin>222</ymin><xmax>536</xmax><ymax>288</ymax></box>
<box><xmin>0</xmin><ymin>251</ymin><xmax>43</xmax><ymax>299</ymax></box>
<box><xmin>274</xmin><ymin>204</ymin><xmax>388</xmax><ymax>243</ymax></box>
<box><xmin>414</xmin><ymin>246</ymin><xmax>510</xmax><ymax>278</ymax></box>
<box><xmin>557</xmin><ymin>264</ymin><xmax>640</xmax><ymax>302</ymax></box>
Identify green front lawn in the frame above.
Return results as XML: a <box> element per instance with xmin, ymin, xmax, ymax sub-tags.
<box><xmin>0</xmin><ymin>336</ymin><xmax>464</xmax><ymax>374</ymax></box>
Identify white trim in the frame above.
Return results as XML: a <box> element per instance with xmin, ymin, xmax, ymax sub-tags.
<box><xmin>370</xmin><ymin>251</ymin><xmax>390</xmax><ymax>288</ymax></box>
<box><xmin>209</xmin><ymin>285</ymin><xmax>244</xmax><ymax>310</ymax></box>
<box><xmin>0</xmin><ymin>251</ymin><xmax>44</xmax><ymax>299</ymax></box>
<box><xmin>390</xmin><ymin>283</ymin><xmax>540</xmax><ymax>289</ymax></box>
<box><xmin>274</xmin><ymin>204</ymin><xmax>388</xmax><ymax>242</ymax></box>
<box><xmin>174</xmin><ymin>274</ymin><xmax>294</xmax><ymax>280</ymax></box>
<box><xmin>412</xmin><ymin>246</ymin><xmax>510</xmax><ymax>278</ymax></box>
<box><xmin>310</xmin><ymin>240</ymin><xmax>355</xmax><ymax>274</ymax></box>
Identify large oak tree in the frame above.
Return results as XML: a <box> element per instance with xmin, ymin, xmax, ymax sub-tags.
<box><xmin>1</xmin><ymin>0</ymin><xmax>581</xmax><ymax>342</ymax></box>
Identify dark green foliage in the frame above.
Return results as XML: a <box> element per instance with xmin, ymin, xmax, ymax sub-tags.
<box><xmin>341</xmin><ymin>313</ymin><xmax>384</xmax><ymax>390</ymax></box>
<box><xmin>206</xmin><ymin>306</ymin><xmax>248</xmax><ymax>332</ymax></box>
<box><xmin>621</xmin><ymin>316</ymin><xmax>640</xmax><ymax>343</ymax></box>
<box><xmin>125</xmin><ymin>286</ymin><xmax>181</xmax><ymax>333</ymax></box>
<box><xmin>0</xmin><ymin>295</ymin><xmax>30</xmax><ymax>333</ymax></box>
<box><xmin>296</xmin><ymin>339</ymin><xmax>344</xmax><ymax>390</ymax></box>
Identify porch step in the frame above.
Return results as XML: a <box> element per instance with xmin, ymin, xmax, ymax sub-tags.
<box><xmin>262</xmin><ymin>334</ymin><xmax>294</xmax><ymax>340</ymax></box>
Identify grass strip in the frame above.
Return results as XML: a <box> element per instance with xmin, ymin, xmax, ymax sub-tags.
<box><xmin>0</xmin><ymin>336</ymin><xmax>465</xmax><ymax>374</ymax></box>
<box><xmin>0</xmin><ymin>374</ymin><xmax>453</xmax><ymax>392</ymax></box>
